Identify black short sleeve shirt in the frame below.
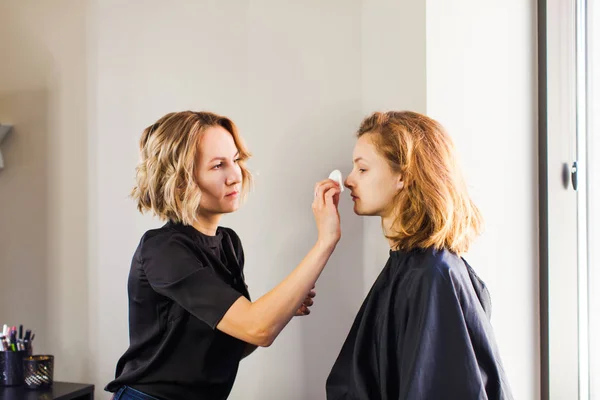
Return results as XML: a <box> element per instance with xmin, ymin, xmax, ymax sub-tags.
<box><xmin>105</xmin><ymin>221</ymin><xmax>250</xmax><ymax>400</ymax></box>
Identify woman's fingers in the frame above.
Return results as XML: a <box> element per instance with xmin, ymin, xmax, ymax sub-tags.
<box><xmin>313</xmin><ymin>180</ymin><xmax>341</xmax><ymax>207</ymax></box>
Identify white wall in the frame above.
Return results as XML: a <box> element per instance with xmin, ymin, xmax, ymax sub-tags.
<box><xmin>360</xmin><ymin>0</ymin><xmax>427</xmax><ymax>289</ymax></box>
<box><xmin>426</xmin><ymin>0</ymin><xmax>539</xmax><ymax>398</ymax></box>
<box><xmin>0</xmin><ymin>0</ymin><xmax>90</xmax><ymax>381</ymax></box>
<box><xmin>0</xmin><ymin>1</ymin><xmax>539</xmax><ymax>399</ymax></box>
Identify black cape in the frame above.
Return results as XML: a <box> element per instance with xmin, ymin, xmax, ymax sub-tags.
<box><xmin>326</xmin><ymin>247</ymin><xmax>513</xmax><ymax>400</ymax></box>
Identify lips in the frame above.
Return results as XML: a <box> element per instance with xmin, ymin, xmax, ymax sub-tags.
<box><xmin>225</xmin><ymin>190</ymin><xmax>239</xmax><ymax>197</ymax></box>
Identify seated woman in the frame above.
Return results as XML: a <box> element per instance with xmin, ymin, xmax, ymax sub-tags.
<box><xmin>326</xmin><ymin>111</ymin><xmax>513</xmax><ymax>400</ymax></box>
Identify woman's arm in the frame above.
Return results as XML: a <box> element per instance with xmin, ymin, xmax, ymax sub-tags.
<box><xmin>241</xmin><ymin>289</ymin><xmax>315</xmax><ymax>359</ymax></box>
<box><xmin>217</xmin><ymin>239</ymin><xmax>335</xmax><ymax>346</ymax></box>
<box><xmin>216</xmin><ymin>179</ymin><xmax>341</xmax><ymax>347</ymax></box>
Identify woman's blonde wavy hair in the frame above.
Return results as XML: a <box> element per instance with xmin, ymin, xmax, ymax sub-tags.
<box><xmin>131</xmin><ymin>111</ymin><xmax>252</xmax><ymax>225</ymax></box>
<box><xmin>358</xmin><ymin>111</ymin><xmax>483</xmax><ymax>254</ymax></box>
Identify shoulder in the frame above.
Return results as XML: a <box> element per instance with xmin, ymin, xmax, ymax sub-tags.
<box><xmin>138</xmin><ymin>224</ymin><xmax>197</xmax><ymax>263</ymax></box>
<box><xmin>220</xmin><ymin>226</ymin><xmax>241</xmax><ymax>244</ymax></box>
<box><xmin>220</xmin><ymin>226</ymin><xmax>244</xmax><ymax>252</ymax></box>
<box><xmin>402</xmin><ymin>248</ymin><xmax>469</xmax><ymax>296</ymax></box>
<box><xmin>400</xmin><ymin>248</ymin><xmax>493</xmax><ymax>317</ymax></box>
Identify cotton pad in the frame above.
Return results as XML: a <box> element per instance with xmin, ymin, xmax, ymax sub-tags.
<box><xmin>328</xmin><ymin>169</ymin><xmax>344</xmax><ymax>192</ymax></box>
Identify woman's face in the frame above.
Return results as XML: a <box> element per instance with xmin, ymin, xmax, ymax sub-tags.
<box><xmin>195</xmin><ymin>125</ymin><xmax>243</xmax><ymax>215</ymax></box>
<box><xmin>344</xmin><ymin>133</ymin><xmax>404</xmax><ymax>218</ymax></box>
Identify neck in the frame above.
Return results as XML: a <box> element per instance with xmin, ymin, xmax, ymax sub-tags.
<box><xmin>192</xmin><ymin>211</ymin><xmax>222</xmax><ymax>236</ymax></box>
<box><xmin>381</xmin><ymin>215</ymin><xmax>397</xmax><ymax>249</ymax></box>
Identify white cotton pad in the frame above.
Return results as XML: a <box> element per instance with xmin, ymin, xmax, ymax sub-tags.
<box><xmin>328</xmin><ymin>169</ymin><xmax>344</xmax><ymax>192</ymax></box>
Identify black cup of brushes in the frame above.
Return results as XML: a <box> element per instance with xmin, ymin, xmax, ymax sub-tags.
<box><xmin>0</xmin><ymin>350</ymin><xmax>25</xmax><ymax>386</ymax></box>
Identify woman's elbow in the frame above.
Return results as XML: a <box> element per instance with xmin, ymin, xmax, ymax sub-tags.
<box><xmin>220</xmin><ymin>300</ymin><xmax>277</xmax><ymax>347</ymax></box>
<box><xmin>256</xmin><ymin>337</ymin><xmax>274</xmax><ymax>348</ymax></box>
<box><xmin>248</xmin><ymin>324</ymin><xmax>276</xmax><ymax>347</ymax></box>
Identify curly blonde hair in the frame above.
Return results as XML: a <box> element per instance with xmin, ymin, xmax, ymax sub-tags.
<box><xmin>131</xmin><ymin>111</ymin><xmax>252</xmax><ymax>225</ymax></box>
<box><xmin>358</xmin><ymin>111</ymin><xmax>483</xmax><ymax>254</ymax></box>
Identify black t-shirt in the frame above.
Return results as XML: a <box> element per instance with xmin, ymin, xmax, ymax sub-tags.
<box><xmin>105</xmin><ymin>221</ymin><xmax>250</xmax><ymax>400</ymax></box>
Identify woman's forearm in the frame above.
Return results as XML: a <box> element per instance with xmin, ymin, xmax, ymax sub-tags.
<box><xmin>249</xmin><ymin>239</ymin><xmax>335</xmax><ymax>344</ymax></box>
<box><xmin>216</xmin><ymin>239</ymin><xmax>336</xmax><ymax>346</ymax></box>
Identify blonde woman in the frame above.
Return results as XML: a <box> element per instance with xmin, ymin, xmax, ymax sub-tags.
<box><xmin>105</xmin><ymin>111</ymin><xmax>341</xmax><ymax>400</ymax></box>
<box><xmin>326</xmin><ymin>111</ymin><xmax>513</xmax><ymax>400</ymax></box>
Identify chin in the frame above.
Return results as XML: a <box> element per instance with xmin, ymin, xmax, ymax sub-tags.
<box><xmin>221</xmin><ymin>202</ymin><xmax>240</xmax><ymax>214</ymax></box>
<box><xmin>353</xmin><ymin>205</ymin><xmax>377</xmax><ymax>216</ymax></box>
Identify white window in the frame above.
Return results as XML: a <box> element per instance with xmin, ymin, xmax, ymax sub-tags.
<box><xmin>543</xmin><ymin>0</ymin><xmax>598</xmax><ymax>398</ymax></box>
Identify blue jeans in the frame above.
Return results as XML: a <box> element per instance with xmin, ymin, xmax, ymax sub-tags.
<box><xmin>112</xmin><ymin>386</ymin><xmax>162</xmax><ymax>400</ymax></box>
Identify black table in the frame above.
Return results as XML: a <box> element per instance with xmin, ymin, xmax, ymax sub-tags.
<box><xmin>0</xmin><ymin>381</ymin><xmax>94</xmax><ymax>399</ymax></box>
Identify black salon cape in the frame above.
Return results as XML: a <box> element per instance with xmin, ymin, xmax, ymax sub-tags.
<box><xmin>326</xmin><ymin>248</ymin><xmax>513</xmax><ymax>400</ymax></box>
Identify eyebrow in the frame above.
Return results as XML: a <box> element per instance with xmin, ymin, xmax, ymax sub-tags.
<box><xmin>353</xmin><ymin>157</ymin><xmax>365</xmax><ymax>163</ymax></box>
<box><xmin>210</xmin><ymin>151</ymin><xmax>240</xmax><ymax>163</ymax></box>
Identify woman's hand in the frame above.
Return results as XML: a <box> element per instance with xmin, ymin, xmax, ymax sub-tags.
<box><xmin>312</xmin><ymin>179</ymin><xmax>342</xmax><ymax>246</ymax></box>
<box><xmin>295</xmin><ymin>288</ymin><xmax>316</xmax><ymax>316</ymax></box>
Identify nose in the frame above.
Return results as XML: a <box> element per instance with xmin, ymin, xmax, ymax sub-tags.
<box><xmin>226</xmin><ymin>165</ymin><xmax>242</xmax><ymax>186</ymax></box>
<box><xmin>344</xmin><ymin>172</ymin><xmax>354</xmax><ymax>190</ymax></box>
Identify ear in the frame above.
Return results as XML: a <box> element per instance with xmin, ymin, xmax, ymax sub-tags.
<box><xmin>396</xmin><ymin>175</ymin><xmax>405</xmax><ymax>191</ymax></box>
